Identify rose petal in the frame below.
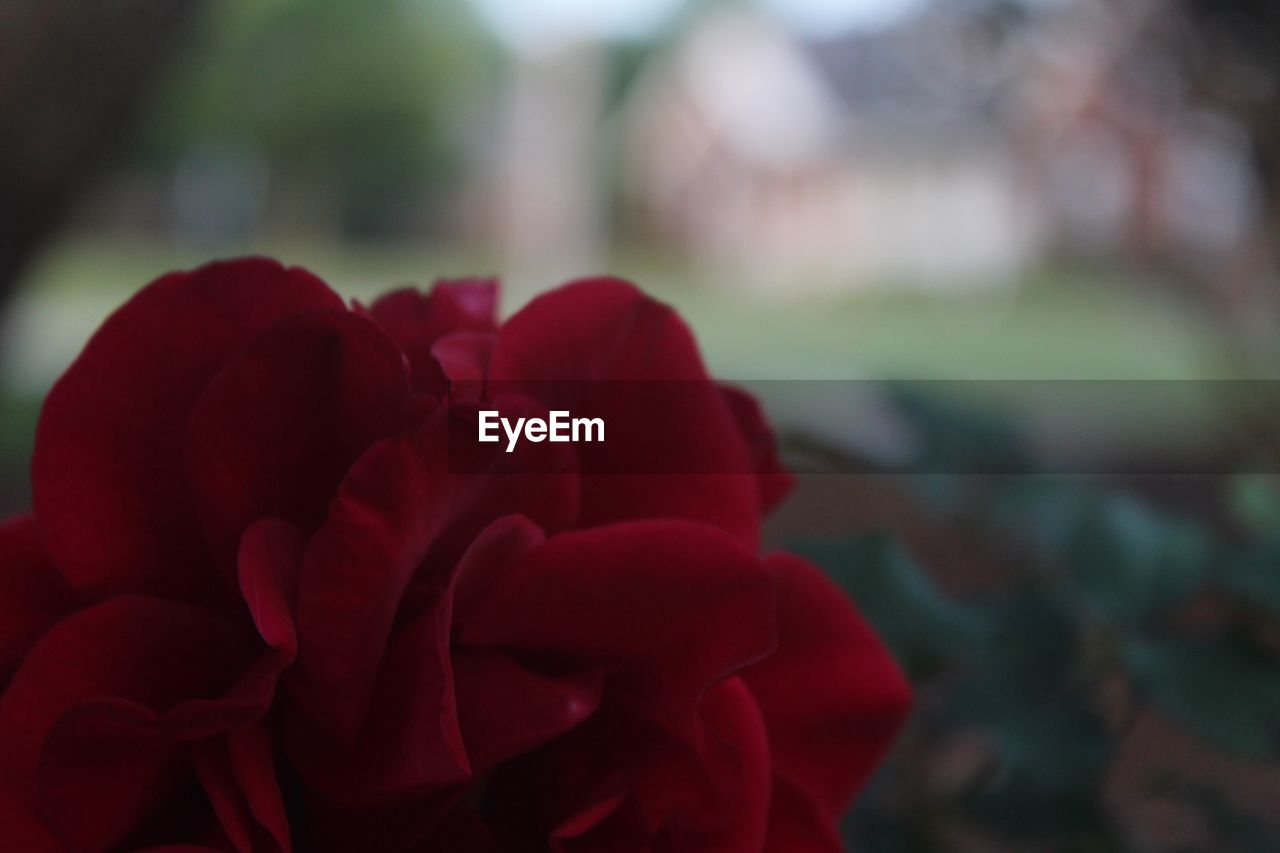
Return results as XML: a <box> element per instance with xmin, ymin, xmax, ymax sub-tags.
<box><xmin>457</xmin><ymin>519</ymin><xmax>776</xmax><ymax>698</ymax></box>
<box><xmin>448</xmin><ymin>514</ymin><xmax>546</xmax><ymax>631</ymax></box>
<box><xmin>744</xmin><ymin>554</ymin><xmax>911</xmax><ymax>830</ymax></box>
<box><xmin>290</xmin><ymin>407</ymin><xmax>579</xmax><ymax>737</ymax></box>
<box><xmin>483</xmin><ymin>678</ymin><xmax>770</xmax><ymax>852</ymax></box>
<box><xmin>287</xmin><ymin>597</ymin><xmax>468</xmax><ymax>809</ymax></box>
<box><xmin>425</xmin><ymin>399</ymin><xmax>579</xmax><ymax>572</ymax></box>
<box><xmin>237</xmin><ymin>519</ymin><xmax>305</xmax><ymax>662</ymax></box>
<box><xmin>197</xmin><ymin>722</ymin><xmax>291</xmax><ymax>853</ymax></box>
<box><xmin>0</xmin><ymin>597</ymin><xmax>255</xmax><ymax>790</ymax></box>
<box><xmin>38</xmin><ymin>699</ymin><xmax>181</xmax><ymax>852</ymax></box>
<box><xmin>186</xmin><ymin>310</ymin><xmax>416</xmax><ymax>572</ymax></box>
<box><xmin>0</xmin><ymin>780</ymin><xmax>67</xmax><ymax>851</ymax></box>
<box><xmin>431</xmin><ymin>331</ymin><xmax>496</xmax><ymax>393</ymax></box>
<box><xmin>761</xmin><ymin>776</ymin><xmax>842</xmax><ymax>853</ymax></box>
<box><xmin>367</xmin><ymin>280</ymin><xmax>498</xmax><ymax>395</ymax></box>
<box><xmin>488</xmin><ymin>278</ymin><xmax>762</xmax><ymax>546</ymax></box>
<box><xmin>719</xmin><ymin>384</ymin><xmax>794</xmax><ymax>515</ymax></box>
<box><xmin>0</xmin><ymin>515</ymin><xmax>76</xmax><ymax>680</ymax></box>
<box><xmin>420</xmin><ymin>806</ymin><xmax>502</xmax><ymax>852</ymax></box>
<box><xmin>296</xmin><ymin>789</ymin><xmax>459</xmax><ymax>853</ymax></box>
<box><xmin>33</xmin><ymin>258</ymin><xmax>343</xmax><ymax>598</ymax></box>
<box><xmin>453</xmin><ymin>647</ymin><xmax>603</xmax><ymax>774</ymax></box>
<box><xmin>288</xmin><ymin>418</ymin><xmax>451</xmax><ymax>737</ymax></box>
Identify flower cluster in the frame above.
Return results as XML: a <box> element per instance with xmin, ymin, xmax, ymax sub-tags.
<box><xmin>0</xmin><ymin>259</ymin><xmax>909</xmax><ymax>852</ymax></box>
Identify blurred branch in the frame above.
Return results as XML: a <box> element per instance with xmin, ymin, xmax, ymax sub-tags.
<box><xmin>0</xmin><ymin>0</ymin><xmax>205</xmax><ymax>308</ymax></box>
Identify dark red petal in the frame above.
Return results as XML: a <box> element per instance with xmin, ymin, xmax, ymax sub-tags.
<box><xmin>287</xmin><ymin>419</ymin><xmax>450</xmax><ymax>737</ymax></box>
<box><xmin>421</xmin><ymin>806</ymin><xmax>501</xmax><ymax>853</ymax></box>
<box><xmin>289</xmin><ymin>407</ymin><xmax>580</xmax><ymax>736</ymax></box>
<box><xmin>33</xmin><ymin>258</ymin><xmax>343</xmax><ymax>597</ymax></box>
<box><xmin>456</xmin><ymin>520</ymin><xmax>775</xmax><ymax>695</ymax></box>
<box><xmin>286</xmin><ymin>603</ymin><xmax>468</xmax><ymax>810</ymax></box>
<box><xmin>0</xmin><ymin>596</ymin><xmax>254</xmax><ymax>791</ymax></box>
<box><xmin>453</xmin><ymin>647</ymin><xmax>602</xmax><ymax>774</ymax></box>
<box><xmin>423</xmin><ymin>399</ymin><xmax>579</xmax><ymax>576</ymax></box>
<box><xmin>196</xmin><ymin>723</ymin><xmax>291</xmax><ymax>853</ymax></box>
<box><xmin>448</xmin><ymin>514</ymin><xmax>546</xmax><ymax>629</ymax></box>
<box><xmin>0</xmin><ymin>785</ymin><xmax>62</xmax><ymax>851</ymax></box>
<box><xmin>489</xmin><ymin>278</ymin><xmax>709</xmax><ymax>382</ymax></box>
<box><xmin>719</xmin><ymin>384</ymin><xmax>794</xmax><ymax>515</ymax></box>
<box><xmin>298</xmin><ymin>791</ymin><xmax>459</xmax><ymax>853</ymax></box>
<box><xmin>761</xmin><ymin>776</ymin><xmax>843</xmax><ymax>853</ymax></box>
<box><xmin>367</xmin><ymin>280</ymin><xmax>498</xmax><ymax>395</ymax></box>
<box><xmin>688</xmin><ymin>676</ymin><xmax>772</xmax><ymax>852</ymax></box>
<box><xmin>488</xmin><ymin>278</ymin><xmax>763</xmax><ymax>546</ymax></box>
<box><xmin>0</xmin><ymin>515</ymin><xmax>76</xmax><ymax>680</ymax></box>
<box><xmin>38</xmin><ymin>699</ymin><xmax>181</xmax><ymax>852</ymax></box>
<box><xmin>744</xmin><ymin>554</ymin><xmax>911</xmax><ymax>823</ymax></box>
<box><xmin>186</xmin><ymin>311</ymin><xmax>416</xmax><ymax>572</ymax></box>
<box><xmin>485</xmin><ymin>678</ymin><xmax>770</xmax><ymax>852</ymax></box>
<box><xmin>237</xmin><ymin>519</ymin><xmax>305</xmax><ymax>661</ymax></box>
<box><xmin>431</xmin><ymin>331</ymin><xmax>496</xmax><ymax>392</ymax></box>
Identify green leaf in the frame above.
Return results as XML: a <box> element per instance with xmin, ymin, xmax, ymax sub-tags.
<box><xmin>1124</xmin><ymin>636</ymin><xmax>1280</xmax><ymax>758</ymax></box>
<box><xmin>791</xmin><ymin>533</ymin><xmax>986</xmax><ymax>678</ymax></box>
<box><xmin>1230</xmin><ymin>475</ymin><xmax>1280</xmax><ymax>538</ymax></box>
<box><xmin>1222</xmin><ymin>537</ymin><xmax>1280</xmax><ymax>619</ymax></box>
<box><xmin>952</xmin><ymin>594</ymin><xmax>1110</xmax><ymax>801</ymax></box>
<box><xmin>1063</xmin><ymin>496</ymin><xmax>1211</xmax><ymax>626</ymax></box>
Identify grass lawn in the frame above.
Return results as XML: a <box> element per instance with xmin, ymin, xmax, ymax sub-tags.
<box><xmin>3</xmin><ymin>236</ymin><xmax>1243</xmax><ymax>389</ymax></box>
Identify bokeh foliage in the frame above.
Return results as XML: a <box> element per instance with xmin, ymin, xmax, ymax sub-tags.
<box><xmin>793</xmin><ymin>393</ymin><xmax>1280</xmax><ymax>852</ymax></box>
<box><xmin>143</xmin><ymin>0</ymin><xmax>496</xmax><ymax>235</ymax></box>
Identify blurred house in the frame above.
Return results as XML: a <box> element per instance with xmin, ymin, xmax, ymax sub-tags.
<box><xmin>621</xmin><ymin>7</ymin><xmax>1044</xmax><ymax>294</ymax></box>
<box><xmin>620</xmin><ymin>3</ymin><xmax>1260</xmax><ymax>296</ymax></box>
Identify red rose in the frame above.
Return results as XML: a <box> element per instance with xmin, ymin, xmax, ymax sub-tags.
<box><xmin>0</xmin><ymin>258</ymin><xmax>910</xmax><ymax>852</ymax></box>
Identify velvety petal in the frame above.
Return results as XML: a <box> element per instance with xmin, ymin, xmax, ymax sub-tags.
<box><xmin>744</xmin><ymin>554</ymin><xmax>912</xmax><ymax>832</ymax></box>
<box><xmin>186</xmin><ymin>311</ymin><xmax>416</xmax><ymax>572</ymax></box>
<box><xmin>366</xmin><ymin>280</ymin><xmax>498</xmax><ymax>395</ymax></box>
<box><xmin>448</xmin><ymin>514</ymin><xmax>547</xmax><ymax>626</ymax></box>
<box><xmin>287</xmin><ymin>418</ymin><xmax>451</xmax><ymax>738</ymax></box>
<box><xmin>0</xmin><ymin>784</ymin><xmax>63</xmax><ymax>851</ymax></box>
<box><xmin>453</xmin><ymin>647</ymin><xmax>603</xmax><ymax>774</ymax></box>
<box><xmin>488</xmin><ymin>278</ymin><xmax>762</xmax><ymax>546</ymax></box>
<box><xmin>421</xmin><ymin>399</ymin><xmax>579</xmax><ymax>578</ymax></box>
<box><xmin>431</xmin><ymin>331</ymin><xmax>496</xmax><ymax>393</ymax></box>
<box><xmin>297</xmin><ymin>790</ymin><xmax>460</xmax><ymax>853</ymax></box>
<box><xmin>485</xmin><ymin>678</ymin><xmax>770</xmax><ymax>853</ymax></box>
<box><xmin>760</xmin><ymin>776</ymin><xmax>842</xmax><ymax>853</ymax></box>
<box><xmin>456</xmin><ymin>520</ymin><xmax>776</xmax><ymax>699</ymax></box>
<box><xmin>196</xmin><ymin>722</ymin><xmax>291</xmax><ymax>853</ymax></box>
<box><xmin>0</xmin><ymin>596</ymin><xmax>256</xmax><ymax>792</ymax></box>
<box><xmin>0</xmin><ymin>515</ymin><xmax>76</xmax><ymax>680</ymax></box>
<box><xmin>38</xmin><ymin>699</ymin><xmax>182</xmax><ymax>852</ymax></box>
<box><xmin>420</xmin><ymin>806</ymin><xmax>501</xmax><ymax>853</ymax></box>
<box><xmin>237</xmin><ymin>519</ymin><xmax>305</xmax><ymax>663</ymax></box>
<box><xmin>121</xmin><ymin>776</ymin><xmax>236</xmax><ymax>851</ymax></box>
<box><xmin>286</xmin><ymin>601</ymin><xmax>468</xmax><ymax>810</ymax></box>
<box><xmin>687</xmin><ymin>676</ymin><xmax>773</xmax><ymax>852</ymax></box>
<box><xmin>32</xmin><ymin>258</ymin><xmax>343</xmax><ymax>598</ymax></box>
<box><xmin>719</xmin><ymin>384</ymin><xmax>794</xmax><ymax>515</ymax></box>
<box><xmin>489</xmin><ymin>278</ymin><xmax>710</xmax><ymax>382</ymax></box>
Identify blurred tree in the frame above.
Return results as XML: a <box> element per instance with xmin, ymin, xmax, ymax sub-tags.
<box><xmin>0</xmin><ymin>0</ymin><xmax>204</xmax><ymax>311</ymax></box>
<box><xmin>142</xmin><ymin>0</ymin><xmax>496</xmax><ymax>239</ymax></box>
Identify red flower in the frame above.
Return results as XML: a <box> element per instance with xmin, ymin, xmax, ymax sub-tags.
<box><xmin>0</xmin><ymin>258</ymin><xmax>909</xmax><ymax>852</ymax></box>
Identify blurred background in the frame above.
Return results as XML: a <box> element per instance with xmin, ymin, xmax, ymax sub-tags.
<box><xmin>3</xmin><ymin>0</ymin><xmax>1280</xmax><ymax>849</ymax></box>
